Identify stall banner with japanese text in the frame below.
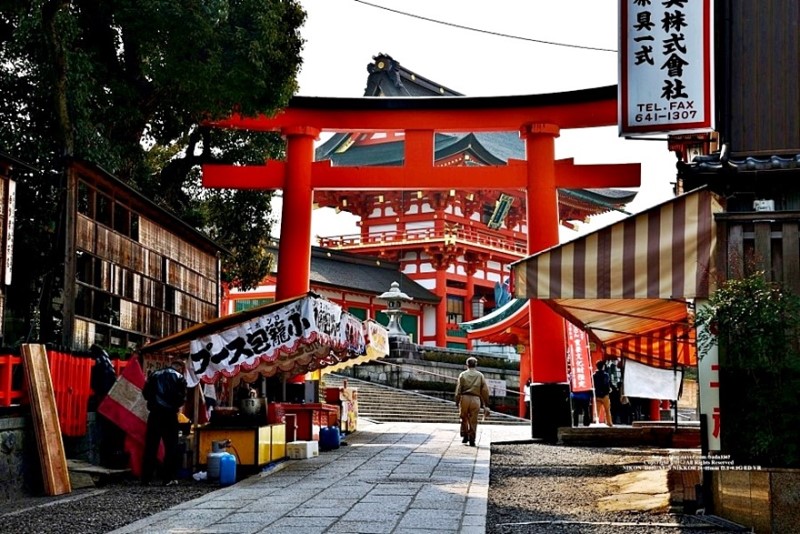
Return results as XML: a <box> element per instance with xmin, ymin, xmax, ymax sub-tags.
<box><xmin>342</xmin><ymin>311</ymin><xmax>367</xmax><ymax>356</ymax></box>
<box><xmin>566</xmin><ymin>321</ymin><xmax>593</xmax><ymax>392</ymax></box>
<box><xmin>619</xmin><ymin>0</ymin><xmax>713</xmax><ymax>136</ymax></box>
<box><xmin>365</xmin><ymin>320</ymin><xmax>389</xmax><ymax>359</ymax></box>
<box><xmin>188</xmin><ymin>296</ymin><xmax>348</xmax><ymax>384</ymax></box>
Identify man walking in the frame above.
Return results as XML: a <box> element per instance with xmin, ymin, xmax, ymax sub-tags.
<box><xmin>142</xmin><ymin>359</ymin><xmax>187</xmax><ymax>486</ymax></box>
<box><xmin>455</xmin><ymin>357</ymin><xmax>490</xmax><ymax>447</ymax></box>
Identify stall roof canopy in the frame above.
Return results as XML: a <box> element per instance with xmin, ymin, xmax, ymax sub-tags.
<box><xmin>139</xmin><ymin>293</ymin><xmax>389</xmax><ymax>384</ymax></box>
<box><xmin>512</xmin><ymin>188</ymin><xmax>723</xmax><ymax>368</ymax></box>
<box><xmin>140</xmin><ymin>295</ymin><xmax>308</xmax><ymax>356</ymax></box>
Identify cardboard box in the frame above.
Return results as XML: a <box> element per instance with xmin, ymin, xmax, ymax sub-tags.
<box><xmin>286</xmin><ymin>440</ymin><xmax>319</xmax><ymax>459</ymax></box>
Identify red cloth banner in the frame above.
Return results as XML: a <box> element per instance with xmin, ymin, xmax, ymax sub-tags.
<box><xmin>566</xmin><ymin>321</ymin><xmax>593</xmax><ymax>392</ymax></box>
<box><xmin>98</xmin><ymin>356</ymin><xmax>161</xmax><ymax>477</ymax></box>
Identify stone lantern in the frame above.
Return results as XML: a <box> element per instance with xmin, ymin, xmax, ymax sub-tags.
<box><xmin>378</xmin><ymin>281</ymin><xmax>412</xmax><ymax>338</ymax></box>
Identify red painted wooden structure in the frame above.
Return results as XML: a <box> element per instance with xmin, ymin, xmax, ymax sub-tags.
<box><xmin>0</xmin><ymin>349</ymin><xmax>129</xmax><ymax>436</ymax></box>
<box><xmin>203</xmin><ymin>87</ymin><xmax>640</xmax><ymax>386</ymax></box>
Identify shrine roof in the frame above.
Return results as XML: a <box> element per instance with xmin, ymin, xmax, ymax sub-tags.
<box><xmin>309</xmin><ymin>54</ymin><xmax>637</xmax><ymax>208</ymax></box>
<box><xmin>458</xmin><ymin>298</ymin><xmax>530</xmax><ymax>346</ymax></box>
<box><xmin>689</xmin><ymin>152</ymin><xmax>800</xmax><ymax>171</ymax></box>
<box><xmin>364</xmin><ymin>53</ymin><xmax>462</xmax><ymax>97</ymax></box>
<box><xmin>561</xmin><ymin>187</ymin><xmax>638</xmax><ymax>207</ymax></box>
<box><xmin>460</xmin><ymin>298</ymin><xmax>528</xmax><ymax>333</ymax></box>
<box><xmin>316</xmin><ymin>131</ymin><xmax>520</xmax><ymax>166</ymax></box>
<box><xmin>0</xmin><ymin>151</ymin><xmax>39</xmax><ymax>174</ymax></box>
<box><xmin>274</xmin><ymin>244</ymin><xmax>439</xmax><ymax>303</ymax></box>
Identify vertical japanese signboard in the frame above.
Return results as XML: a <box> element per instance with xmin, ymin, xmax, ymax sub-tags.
<box><xmin>566</xmin><ymin>321</ymin><xmax>593</xmax><ymax>392</ymax></box>
<box><xmin>619</xmin><ymin>0</ymin><xmax>713</xmax><ymax>136</ymax></box>
<box><xmin>696</xmin><ymin>300</ymin><xmax>721</xmax><ymax>451</ymax></box>
<box><xmin>3</xmin><ymin>179</ymin><xmax>15</xmax><ymax>285</ymax></box>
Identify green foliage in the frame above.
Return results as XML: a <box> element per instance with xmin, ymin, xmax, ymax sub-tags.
<box><xmin>420</xmin><ymin>351</ymin><xmax>519</xmax><ymax>371</ymax></box>
<box><xmin>0</xmin><ymin>1</ymin><xmax>306</xmax><ymax>340</ymax></box>
<box><xmin>402</xmin><ymin>379</ymin><xmax>455</xmax><ymax>393</ymax></box>
<box><xmin>695</xmin><ymin>272</ymin><xmax>800</xmax><ymax>467</ymax></box>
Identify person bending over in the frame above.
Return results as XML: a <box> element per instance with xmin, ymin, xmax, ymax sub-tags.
<box><xmin>141</xmin><ymin>359</ymin><xmax>187</xmax><ymax>486</ymax></box>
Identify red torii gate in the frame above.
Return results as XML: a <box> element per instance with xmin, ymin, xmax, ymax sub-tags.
<box><xmin>203</xmin><ymin>86</ymin><xmax>640</xmax><ymax>394</ymax></box>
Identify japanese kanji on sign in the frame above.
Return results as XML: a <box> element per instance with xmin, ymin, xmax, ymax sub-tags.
<box><xmin>186</xmin><ymin>295</ymin><xmax>366</xmax><ymax>385</ymax></box>
<box><xmin>619</xmin><ymin>0</ymin><xmax>714</xmax><ymax>136</ymax></box>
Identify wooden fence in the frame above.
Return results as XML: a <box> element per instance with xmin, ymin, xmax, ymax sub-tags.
<box><xmin>0</xmin><ymin>349</ymin><xmax>128</xmax><ymax>436</ymax></box>
<box><xmin>716</xmin><ymin>211</ymin><xmax>800</xmax><ymax>294</ymax></box>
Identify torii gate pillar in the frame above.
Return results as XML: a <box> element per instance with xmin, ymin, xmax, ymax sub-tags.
<box><xmin>275</xmin><ymin>126</ymin><xmax>319</xmax><ymax>301</ymax></box>
<box><xmin>522</xmin><ymin>123</ymin><xmax>567</xmax><ymax>384</ymax></box>
<box><xmin>202</xmin><ymin>89</ymin><xmax>640</xmax><ymax>433</ymax></box>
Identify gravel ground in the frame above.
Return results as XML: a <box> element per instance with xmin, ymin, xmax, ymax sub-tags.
<box><xmin>487</xmin><ymin>441</ymin><xmax>742</xmax><ymax>534</ymax></box>
<box><xmin>0</xmin><ymin>442</ymin><xmax>744</xmax><ymax>534</ymax></box>
<box><xmin>0</xmin><ymin>478</ymin><xmax>219</xmax><ymax>534</ymax></box>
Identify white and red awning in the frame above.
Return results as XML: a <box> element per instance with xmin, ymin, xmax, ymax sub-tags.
<box><xmin>512</xmin><ymin>188</ymin><xmax>723</xmax><ymax>368</ymax></box>
<box><xmin>139</xmin><ymin>294</ymin><xmax>389</xmax><ymax>385</ymax></box>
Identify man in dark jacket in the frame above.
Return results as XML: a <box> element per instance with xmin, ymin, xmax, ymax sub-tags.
<box><xmin>593</xmin><ymin>361</ymin><xmax>613</xmax><ymax>427</ymax></box>
<box><xmin>141</xmin><ymin>359</ymin><xmax>187</xmax><ymax>486</ymax></box>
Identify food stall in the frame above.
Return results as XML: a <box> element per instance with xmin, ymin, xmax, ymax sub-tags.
<box><xmin>138</xmin><ymin>293</ymin><xmax>388</xmax><ymax>473</ymax></box>
<box><xmin>321</xmin><ymin>321</ymin><xmax>388</xmax><ymax>434</ymax></box>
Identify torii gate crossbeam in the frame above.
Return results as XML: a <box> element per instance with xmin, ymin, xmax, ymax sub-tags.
<box><xmin>203</xmin><ymin>85</ymin><xmax>640</xmax><ymax>393</ymax></box>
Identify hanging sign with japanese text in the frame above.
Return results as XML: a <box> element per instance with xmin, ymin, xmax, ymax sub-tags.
<box><xmin>619</xmin><ymin>0</ymin><xmax>714</xmax><ymax>136</ymax></box>
<box><xmin>365</xmin><ymin>320</ymin><xmax>389</xmax><ymax>358</ymax></box>
<box><xmin>566</xmin><ymin>321</ymin><xmax>593</xmax><ymax>392</ymax></box>
<box><xmin>188</xmin><ymin>295</ymin><xmax>350</xmax><ymax>384</ymax></box>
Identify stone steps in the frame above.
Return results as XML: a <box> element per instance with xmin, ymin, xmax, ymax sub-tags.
<box><xmin>321</xmin><ymin>373</ymin><xmax>527</xmax><ymax>426</ymax></box>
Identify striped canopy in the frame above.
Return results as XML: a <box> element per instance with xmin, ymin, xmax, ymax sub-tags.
<box><xmin>512</xmin><ymin>188</ymin><xmax>722</xmax><ymax>368</ymax></box>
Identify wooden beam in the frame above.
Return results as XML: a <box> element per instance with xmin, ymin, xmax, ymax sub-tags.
<box><xmin>21</xmin><ymin>344</ymin><xmax>71</xmax><ymax>496</ymax></box>
<box><xmin>203</xmin><ymin>159</ymin><xmax>638</xmax><ymax>192</ymax></box>
<box><xmin>207</xmin><ymin>90</ymin><xmax>619</xmax><ymax>133</ymax></box>
<box><xmin>554</xmin><ymin>159</ymin><xmax>641</xmax><ymax>188</ymax></box>
<box><xmin>202</xmin><ymin>163</ymin><xmax>286</xmax><ymax>190</ymax></box>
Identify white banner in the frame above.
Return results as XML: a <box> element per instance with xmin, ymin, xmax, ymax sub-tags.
<box><xmin>623</xmin><ymin>358</ymin><xmax>682</xmax><ymax>400</ymax></box>
<box><xmin>188</xmin><ymin>296</ymin><xmax>350</xmax><ymax>384</ymax></box>
<box><xmin>619</xmin><ymin>0</ymin><xmax>714</xmax><ymax>136</ymax></box>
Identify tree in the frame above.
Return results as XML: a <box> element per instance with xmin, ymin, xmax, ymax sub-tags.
<box><xmin>0</xmin><ymin>1</ymin><xmax>305</xmax><ymax>342</ymax></box>
<box><xmin>695</xmin><ymin>273</ymin><xmax>800</xmax><ymax>467</ymax></box>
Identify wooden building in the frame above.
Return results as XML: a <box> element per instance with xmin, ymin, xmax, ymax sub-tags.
<box><xmin>63</xmin><ymin>159</ymin><xmax>223</xmax><ymax>351</ymax></box>
<box><xmin>677</xmin><ymin>1</ymin><xmax>800</xmax><ymax>288</ymax></box>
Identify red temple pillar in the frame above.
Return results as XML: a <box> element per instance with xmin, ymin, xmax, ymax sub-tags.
<box><xmin>465</xmin><ymin>267</ymin><xmax>476</xmax><ymax>351</ymax></box>
<box><xmin>275</xmin><ymin>126</ymin><xmax>319</xmax><ymax>302</ymax></box>
<box><xmin>434</xmin><ymin>267</ymin><xmax>447</xmax><ymax>347</ymax></box>
<box><xmin>522</xmin><ymin>123</ymin><xmax>567</xmax><ymax>384</ymax></box>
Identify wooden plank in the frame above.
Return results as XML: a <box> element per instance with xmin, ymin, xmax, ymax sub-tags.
<box><xmin>782</xmin><ymin>222</ymin><xmax>800</xmax><ymax>295</ymax></box>
<box><xmin>21</xmin><ymin>344</ymin><xmax>72</xmax><ymax>496</ymax></box>
<box><xmin>754</xmin><ymin>221</ymin><xmax>773</xmax><ymax>279</ymax></box>
<box><xmin>727</xmin><ymin>224</ymin><xmax>744</xmax><ymax>278</ymax></box>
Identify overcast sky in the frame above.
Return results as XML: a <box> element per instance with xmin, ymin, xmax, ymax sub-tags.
<box><xmin>272</xmin><ymin>0</ymin><xmax>678</xmax><ymax>242</ymax></box>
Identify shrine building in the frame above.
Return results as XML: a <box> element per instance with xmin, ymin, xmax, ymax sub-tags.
<box><xmin>221</xmin><ymin>54</ymin><xmax>640</xmax><ymax>416</ymax></box>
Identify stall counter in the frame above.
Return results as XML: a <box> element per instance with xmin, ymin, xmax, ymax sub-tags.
<box><xmin>197</xmin><ymin>423</ymin><xmax>286</xmax><ymax>471</ymax></box>
<box><xmin>280</xmin><ymin>403</ymin><xmax>339</xmax><ymax>441</ymax></box>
